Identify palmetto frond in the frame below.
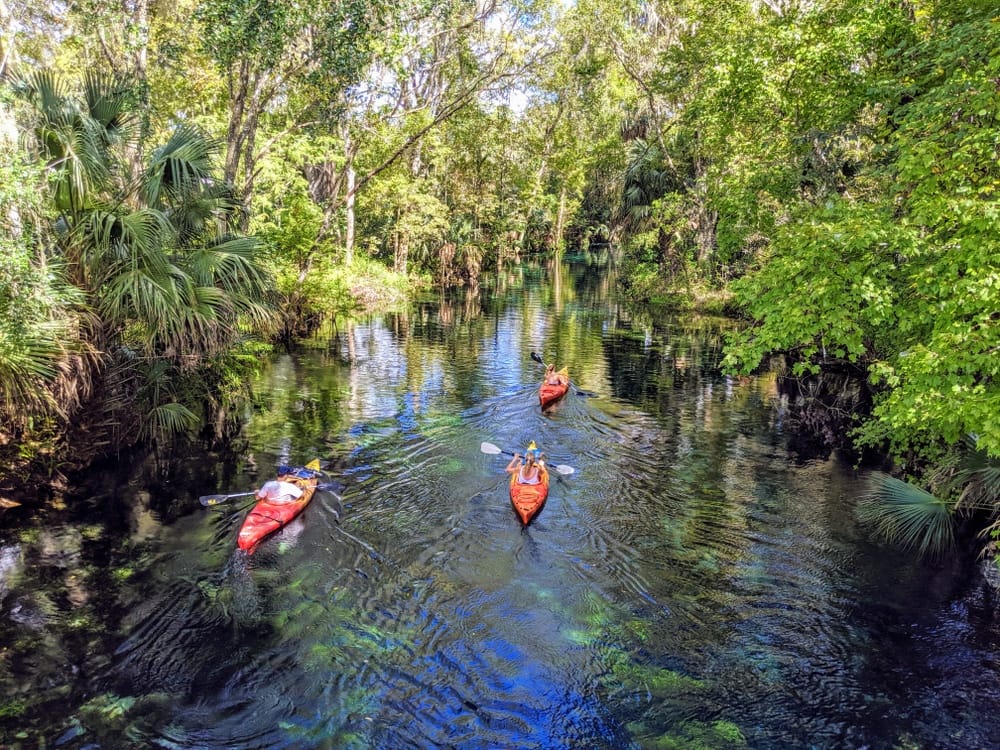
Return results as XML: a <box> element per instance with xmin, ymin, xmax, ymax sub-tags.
<box><xmin>81</xmin><ymin>71</ymin><xmax>134</xmax><ymax>144</ymax></box>
<box><xmin>17</xmin><ymin>70</ymin><xmax>72</xmax><ymax>128</ymax></box>
<box><xmin>951</xmin><ymin>435</ymin><xmax>1000</xmax><ymax>513</ymax></box>
<box><xmin>138</xmin><ymin>401</ymin><xmax>200</xmax><ymax>443</ymax></box>
<box><xmin>144</xmin><ymin>124</ymin><xmax>218</xmax><ymax>208</ymax></box>
<box><xmin>186</xmin><ymin>237</ymin><xmax>276</xmax><ymax>331</ymax></box>
<box><xmin>187</xmin><ymin>236</ymin><xmax>270</xmax><ymax>292</ymax></box>
<box><xmin>857</xmin><ymin>472</ymin><xmax>955</xmax><ymax>558</ymax></box>
<box><xmin>0</xmin><ymin>320</ymin><xmax>67</xmax><ymax>421</ymax></box>
<box><xmin>77</xmin><ymin>207</ymin><xmax>170</xmax><ymax>280</ymax></box>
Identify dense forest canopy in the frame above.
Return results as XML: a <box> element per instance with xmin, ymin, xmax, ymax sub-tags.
<box><xmin>0</xmin><ymin>0</ymin><xmax>998</xmax><ymax>546</ymax></box>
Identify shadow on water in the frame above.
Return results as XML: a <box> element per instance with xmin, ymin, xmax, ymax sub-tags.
<box><xmin>2</xmin><ymin>255</ymin><xmax>1000</xmax><ymax>749</ymax></box>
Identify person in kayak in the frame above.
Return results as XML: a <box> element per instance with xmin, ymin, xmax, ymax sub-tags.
<box><xmin>255</xmin><ymin>479</ymin><xmax>304</xmax><ymax>504</ymax></box>
<box><xmin>544</xmin><ymin>364</ymin><xmax>568</xmax><ymax>386</ymax></box>
<box><xmin>506</xmin><ymin>442</ymin><xmax>544</xmax><ymax>484</ymax></box>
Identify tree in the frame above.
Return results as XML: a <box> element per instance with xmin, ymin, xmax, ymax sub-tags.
<box><xmin>194</xmin><ymin>0</ymin><xmax>384</xmax><ymax>227</ymax></box>
<box><xmin>722</xmin><ymin>3</ymin><xmax>1000</xmax><ymax>462</ymax></box>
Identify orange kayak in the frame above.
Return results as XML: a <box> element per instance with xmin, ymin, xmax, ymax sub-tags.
<box><xmin>237</xmin><ymin>460</ymin><xmax>321</xmax><ymax>553</ymax></box>
<box><xmin>539</xmin><ymin>368</ymin><xmax>570</xmax><ymax>409</ymax></box>
<box><xmin>509</xmin><ymin>464</ymin><xmax>550</xmax><ymax>524</ymax></box>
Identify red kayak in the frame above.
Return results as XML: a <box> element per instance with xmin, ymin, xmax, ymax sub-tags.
<box><xmin>237</xmin><ymin>460</ymin><xmax>321</xmax><ymax>553</ymax></box>
<box><xmin>509</xmin><ymin>463</ymin><xmax>550</xmax><ymax>524</ymax></box>
<box><xmin>539</xmin><ymin>368</ymin><xmax>570</xmax><ymax>410</ymax></box>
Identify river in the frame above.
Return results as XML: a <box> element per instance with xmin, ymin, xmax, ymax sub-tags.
<box><xmin>2</xmin><ymin>252</ymin><xmax>999</xmax><ymax>749</ymax></box>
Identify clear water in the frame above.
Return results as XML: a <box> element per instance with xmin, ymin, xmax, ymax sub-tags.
<box><xmin>2</xmin><ymin>253</ymin><xmax>999</xmax><ymax>749</ymax></box>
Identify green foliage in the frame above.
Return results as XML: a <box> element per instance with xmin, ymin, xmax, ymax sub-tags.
<box><xmin>0</xmin><ymin>92</ymin><xmax>84</xmax><ymax>429</ymax></box>
<box><xmin>723</xmin><ymin>3</ymin><xmax>1000</xmax><ymax>463</ymax></box>
<box><xmin>10</xmin><ymin>68</ymin><xmax>276</xmax><ymax>444</ymax></box>
<box><xmin>629</xmin><ymin>719</ymin><xmax>747</xmax><ymax>750</ymax></box>
<box><xmin>856</xmin><ymin>4</ymin><xmax>1000</xmax><ymax>458</ymax></box>
<box><xmin>359</xmin><ymin>170</ymin><xmax>450</xmax><ymax>273</ymax></box>
<box><xmin>723</xmin><ymin>200</ymin><xmax>904</xmax><ymax>376</ymax></box>
<box><xmin>195</xmin><ymin>0</ymin><xmax>379</xmax><ymax>84</ymax></box>
<box><xmin>343</xmin><ymin>254</ymin><xmax>412</xmax><ymax>311</ymax></box>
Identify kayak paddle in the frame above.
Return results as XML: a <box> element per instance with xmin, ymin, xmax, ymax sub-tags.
<box><xmin>480</xmin><ymin>441</ymin><xmax>576</xmax><ymax>475</ymax></box>
<box><xmin>200</xmin><ymin>491</ymin><xmax>256</xmax><ymax>506</ymax></box>
<box><xmin>200</xmin><ymin>482</ymin><xmax>343</xmax><ymax>507</ymax></box>
<box><xmin>529</xmin><ymin>351</ymin><xmax>596</xmax><ymax>397</ymax></box>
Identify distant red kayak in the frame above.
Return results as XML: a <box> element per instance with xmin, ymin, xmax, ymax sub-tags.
<box><xmin>237</xmin><ymin>460</ymin><xmax>321</xmax><ymax>553</ymax></box>
<box><xmin>539</xmin><ymin>368</ymin><xmax>570</xmax><ymax>409</ymax></box>
<box><xmin>509</xmin><ymin>464</ymin><xmax>550</xmax><ymax>524</ymax></box>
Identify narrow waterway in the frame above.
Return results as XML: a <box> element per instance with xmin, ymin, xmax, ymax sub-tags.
<box><xmin>2</xmin><ymin>253</ymin><xmax>999</xmax><ymax>749</ymax></box>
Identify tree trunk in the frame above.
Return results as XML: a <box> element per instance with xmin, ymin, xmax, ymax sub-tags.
<box><xmin>694</xmin><ymin>202</ymin><xmax>718</xmax><ymax>267</ymax></box>
<box><xmin>345</xmin><ymin>151</ymin><xmax>356</xmax><ymax>265</ymax></box>
<box><xmin>692</xmin><ymin>156</ymin><xmax>717</xmax><ymax>267</ymax></box>
<box><xmin>554</xmin><ymin>187</ymin><xmax>567</xmax><ymax>252</ymax></box>
<box><xmin>224</xmin><ymin>64</ymin><xmax>267</xmax><ymax>230</ymax></box>
<box><xmin>0</xmin><ymin>0</ymin><xmax>13</xmax><ymax>80</ymax></box>
<box><xmin>395</xmin><ymin>233</ymin><xmax>409</xmax><ymax>274</ymax></box>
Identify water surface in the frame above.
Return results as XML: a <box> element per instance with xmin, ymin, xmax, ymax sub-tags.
<box><xmin>2</xmin><ymin>254</ymin><xmax>998</xmax><ymax>749</ymax></box>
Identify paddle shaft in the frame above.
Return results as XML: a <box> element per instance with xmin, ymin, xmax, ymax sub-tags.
<box><xmin>200</xmin><ymin>482</ymin><xmax>341</xmax><ymax>507</ymax></box>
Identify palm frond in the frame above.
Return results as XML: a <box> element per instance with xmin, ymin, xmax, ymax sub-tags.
<box><xmin>17</xmin><ymin>70</ymin><xmax>72</xmax><ymax>127</ymax></box>
<box><xmin>76</xmin><ymin>208</ymin><xmax>170</xmax><ymax>287</ymax></box>
<box><xmin>0</xmin><ymin>319</ymin><xmax>76</xmax><ymax>424</ymax></box>
<box><xmin>144</xmin><ymin>124</ymin><xmax>218</xmax><ymax>207</ymax></box>
<box><xmin>950</xmin><ymin>435</ymin><xmax>1000</xmax><ymax>514</ymax></box>
<box><xmin>139</xmin><ymin>401</ymin><xmax>199</xmax><ymax>442</ymax></box>
<box><xmin>857</xmin><ymin>472</ymin><xmax>955</xmax><ymax>558</ymax></box>
<box><xmin>100</xmin><ymin>266</ymin><xmax>178</xmax><ymax>346</ymax></box>
<box><xmin>187</xmin><ymin>236</ymin><xmax>270</xmax><ymax>291</ymax></box>
<box><xmin>81</xmin><ymin>71</ymin><xmax>134</xmax><ymax>144</ymax></box>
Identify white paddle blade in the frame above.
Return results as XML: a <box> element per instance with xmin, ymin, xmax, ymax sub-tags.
<box><xmin>553</xmin><ymin>464</ymin><xmax>575</xmax><ymax>475</ymax></box>
<box><xmin>480</xmin><ymin>442</ymin><xmax>503</xmax><ymax>455</ymax></box>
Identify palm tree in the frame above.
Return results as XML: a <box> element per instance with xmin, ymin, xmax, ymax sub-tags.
<box><xmin>618</xmin><ymin>137</ymin><xmax>691</xmax><ymax>282</ymax></box>
<box><xmin>16</xmin><ymin>69</ymin><xmax>276</xmax><ymax>442</ymax></box>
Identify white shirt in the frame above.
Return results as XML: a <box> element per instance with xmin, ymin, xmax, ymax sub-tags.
<box><xmin>518</xmin><ymin>467</ymin><xmax>541</xmax><ymax>485</ymax></box>
<box><xmin>257</xmin><ymin>480</ymin><xmax>304</xmax><ymax>503</ymax></box>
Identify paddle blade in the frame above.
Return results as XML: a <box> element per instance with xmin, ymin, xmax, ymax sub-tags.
<box><xmin>530</xmin><ymin>351</ymin><xmax>545</xmax><ymax>365</ymax></box>
<box><xmin>480</xmin><ymin>441</ymin><xmax>503</xmax><ymax>455</ymax></box>
<box><xmin>552</xmin><ymin>464</ymin><xmax>575</xmax><ymax>476</ymax></box>
<box><xmin>199</xmin><ymin>490</ymin><xmax>256</xmax><ymax>507</ymax></box>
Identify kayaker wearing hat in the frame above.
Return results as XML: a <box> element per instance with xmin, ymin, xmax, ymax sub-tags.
<box><xmin>505</xmin><ymin>441</ymin><xmax>543</xmax><ymax>485</ymax></box>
